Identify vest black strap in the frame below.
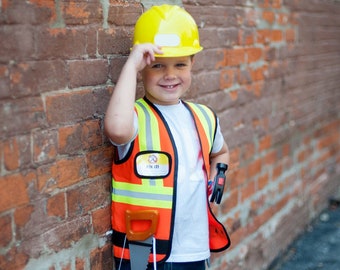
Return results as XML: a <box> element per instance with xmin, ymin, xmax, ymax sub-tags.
<box><xmin>112</xmin><ymin>230</ymin><xmax>169</xmax><ymax>255</ymax></box>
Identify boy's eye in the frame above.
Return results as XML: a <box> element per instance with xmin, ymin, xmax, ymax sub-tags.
<box><xmin>151</xmin><ymin>63</ymin><xmax>163</xmax><ymax>69</ymax></box>
<box><xmin>176</xmin><ymin>63</ymin><xmax>187</xmax><ymax>67</ymax></box>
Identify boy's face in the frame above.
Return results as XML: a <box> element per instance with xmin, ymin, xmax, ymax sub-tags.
<box><xmin>141</xmin><ymin>56</ymin><xmax>193</xmax><ymax>105</ymax></box>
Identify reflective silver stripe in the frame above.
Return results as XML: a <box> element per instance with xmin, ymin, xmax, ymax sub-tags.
<box><xmin>113</xmin><ymin>189</ymin><xmax>172</xmax><ymax>202</ymax></box>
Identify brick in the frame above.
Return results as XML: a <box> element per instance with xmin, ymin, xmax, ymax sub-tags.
<box><xmin>21</xmin><ymin>215</ymin><xmax>92</xmax><ymax>256</ymax></box>
<box><xmin>244</xmin><ymin>8</ymin><xmax>257</xmax><ymax>27</ymax></box>
<box><xmin>273</xmin><ymin>163</ymin><xmax>283</xmax><ymax>179</ymax></box>
<box><xmin>86</xmin><ymin>146</ymin><xmax>113</xmax><ymax>178</ymax></box>
<box><xmin>67</xmin><ymin>176</ymin><xmax>110</xmax><ymax>217</ymax></box>
<box><xmin>259</xmin><ymin>135</ymin><xmax>272</xmax><ymax>152</ymax></box>
<box><xmin>188</xmin><ymin>5</ymin><xmax>239</xmax><ymax>28</ymax></box>
<box><xmin>3</xmin><ymin>136</ymin><xmax>20</xmax><ymax>170</ymax></box>
<box><xmin>0</xmin><ymin>64</ymin><xmax>10</xmax><ymax>99</ymax></box>
<box><xmin>258</xmin><ymin>173</ymin><xmax>269</xmax><ymax>190</ymax></box>
<box><xmin>262</xmin><ymin>11</ymin><xmax>275</xmax><ymax>24</ymax></box>
<box><xmin>229</xmin><ymin>147</ymin><xmax>240</xmax><ymax>165</ymax></box>
<box><xmin>0</xmin><ymin>214</ymin><xmax>12</xmax><ymax>247</ymax></box>
<box><xmin>245</xmin><ymin>47</ymin><xmax>262</xmax><ymax>63</ymax></box>
<box><xmin>0</xmin><ymin>246</ymin><xmax>29</xmax><ymax>270</ymax></box>
<box><xmin>10</xmin><ymin>60</ymin><xmax>67</xmax><ymax>97</ymax></box>
<box><xmin>37</xmin><ymin>163</ymin><xmax>59</xmax><ymax>192</ymax></box>
<box><xmin>58</xmin><ymin>124</ymin><xmax>83</xmax><ymax>155</ymax></box>
<box><xmin>238</xmin><ymin>29</ymin><xmax>255</xmax><ymax>45</ymax></box>
<box><xmin>282</xmin><ymin>143</ymin><xmax>291</xmax><ymax>158</ymax></box>
<box><xmin>36</xmin><ymin>156</ymin><xmax>87</xmax><ymax>191</ymax></box>
<box><xmin>32</xmin><ymin>129</ymin><xmax>58</xmax><ymax>164</ymax></box>
<box><xmin>240</xmin><ymin>181</ymin><xmax>256</xmax><ymax>201</ymax></box>
<box><xmin>62</xmin><ymin>1</ymin><xmax>102</xmax><ymax>25</ymax></box>
<box><xmin>190</xmin><ymin>71</ymin><xmax>221</xmax><ymax>96</ymax></box>
<box><xmin>35</xmin><ymin>28</ymin><xmax>87</xmax><ymax>60</ymax></box>
<box><xmin>61</xmin><ymin>262</ymin><xmax>72</xmax><ymax>270</ymax></box>
<box><xmin>90</xmin><ymin>244</ymin><xmax>113</xmax><ymax>270</ymax></box>
<box><xmin>68</xmin><ymin>59</ymin><xmax>109</xmax><ymax>88</ymax></box>
<box><xmin>108</xmin><ymin>3</ymin><xmax>141</xmax><ymax>26</ymax></box>
<box><xmin>242</xmin><ymin>143</ymin><xmax>256</xmax><ymax>161</ymax></box>
<box><xmin>47</xmin><ymin>192</ymin><xmax>66</xmax><ymax>219</ymax></box>
<box><xmin>286</xmin><ymin>28</ymin><xmax>296</xmax><ymax>42</ymax></box>
<box><xmin>14</xmin><ymin>204</ymin><xmax>34</xmax><ymax>241</ymax></box>
<box><xmin>252</xmin><ymin>81</ymin><xmax>264</xmax><ymax>97</ymax></box>
<box><xmin>109</xmin><ymin>56</ymin><xmax>128</xmax><ymax>83</ymax></box>
<box><xmin>225</xmin><ymin>48</ymin><xmax>245</xmax><ymax>66</ymax></box>
<box><xmin>229</xmin><ymin>90</ymin><xmax>238</xmax><ymax>101</ymax></box>
<box><xmin>56</xmin><ymin>156</ymin><xmax>87</xmax><ymax>188</ymax></box>
<box><xmin>201</xmin><ymin>27</ymin><xmax>239</xmax><ymax>49</ymax></box>
<box><xmin>277</xmin><ymin>13</ymin><xmax>289</xmax><ymax>25</ymax></box>
<box><xmin>221</xmin><ymin>188</ymin><xmax>238</xmax><ymax>214</ymax></box>
<box><xmin>258</xmin><ymin>0</ymin><xmax>270</xmax><ymax>8</ymax></box>
<box><xmin>220</xmin><ymin>69</ymin><xmax>234</xmax><ymax>89</ymax></box>
<box><xmin>75</xmin><ymin>258</ymin><xmax>85</xmax><ymax>270</ymax></box>
<box><xmin>272</xmin><ymin>0</ymin><xmax>281</xmax><ymax>8</ymax></box>
<box><xmin>237</xmin><ymin>68</ymin><xmax>252</xmax><ymax>85</ymax></box>
<box><xmin>85</xmin><ymin>27</ymin><xmax>97</xmax><ymax>57</ymax></box>
<box><xmin>0</xmin><ymin>97</ymin><xmax>45</xmax><ymax>137</ymax></box>
<box><xmin>264</xmin><ymin>149</ymin><xmax>277</xmax><ymax>166</ymax></box>
<box><xmin>272</xmin><ymin>29</ymin><xmax>283</xmax><ymax>42</ymax></box>
<box><xmin>92</xmin><ymin>205</ymin><xmax>111</xmax><ymax>235</ymax></box>
<box><xmin>98</xmin><ymin>28</ymin><xmax>132</xmax><ymax>56</ymax></box>
<box><xmin>0</xmin><ymin>25</ymin><xmax>34</xmax><ymax>62</ymax></box>
<box><xmin>229</xmin><ymin>166</ymin><xmax>247</xmax><ymax>189</ymax></box>
<box><xmin>58</xmin><ymin>120</ymin><xmax>103</xmax><ymax>154</ymax></box>
<box><xmin>256</xmin><ymin>29</ymin><xmax>272</xmax><ymax>44</ymax></box>
<box><xmin>250</xmin><ymin>66</ymin><xmax>266</xmax><ymax>81</ymax></box>
<box><xmin>45</xmin><ymin>88</ymin><xmax>110</xmax><ymax>125</ymax></box>
<box><xmin>247</xmin><ymin>159</ymin><xmax>262</xmax><ymax>178</ymax></box>
<box><xmin>0</xmin><ymin>171</ymin><xmax>36</xmax><ymax>212</ymax></box>
<box><xmin>26</xmin><ymin>0</ymin><xmax>57</xmax><ymax>22</ymax></box>
<box><xmin>3</xmin><ymin>0</ymin><xmax>53</xmax><ymax>24</ymax></box>
<box><xmin>58</xmin><ymin>120</ymin><xmax>102</xmax><ymax>155</ymax></box>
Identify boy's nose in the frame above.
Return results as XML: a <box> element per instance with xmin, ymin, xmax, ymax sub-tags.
<box><xmin>164</xmin><ymin>67</ymin><xmax>176</xmax><ymax>80</ymax></box>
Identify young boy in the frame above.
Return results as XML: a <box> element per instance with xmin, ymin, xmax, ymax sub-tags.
<box><xmin>105</xmin><ymin>5</ymin><xmax>230</xmax><ymax>270</ymax></box>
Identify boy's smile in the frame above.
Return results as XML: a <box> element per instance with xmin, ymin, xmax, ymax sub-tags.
<box><xmin>141</xmin><ymin>56</ymin><xmax>193</xmax><ymax>105</ymax></box>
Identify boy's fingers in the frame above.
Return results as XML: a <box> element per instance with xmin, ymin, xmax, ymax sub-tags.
<box><xmin>155</xmin><ymin>45</ymin><xmax>163</xmax><ymax>54</ymax></box>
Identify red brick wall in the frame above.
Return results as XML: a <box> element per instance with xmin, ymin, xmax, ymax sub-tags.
<box><xmin>0</xmin><ymin>0</ymin><xmax>339</xmax><ymax>269</ymax></box>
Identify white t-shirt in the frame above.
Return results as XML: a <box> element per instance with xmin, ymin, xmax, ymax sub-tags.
<box><xmin>115</xmin><ymin>101</ymin><xmax>224</xmax><ymax>262</ymax></box>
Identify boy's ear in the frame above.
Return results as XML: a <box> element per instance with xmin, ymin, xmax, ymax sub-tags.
<box><xmin>191</xmin><ymin>55</ymin><xmax>195</xmax><ymax>66</ymax></box>
<box><xmin>137</xmin><ymin>71</ymin><xmax>143</xmax><ymax>82</ymax></box>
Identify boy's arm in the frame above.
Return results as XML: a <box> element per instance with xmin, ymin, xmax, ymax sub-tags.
<box><xmin>104</xmin><ymin>44</ymin><xmax>162</xmax><ymax>145</ymax></box>
<box><xmin>210</xmin><ymin>141</ymin><xmax>230</xmax><ymax>178</ymax></box>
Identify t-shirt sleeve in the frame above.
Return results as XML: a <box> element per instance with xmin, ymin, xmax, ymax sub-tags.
<box><xmin>211</xmin><ymin>117</ymin><xmax>224</xmax><ymax>154</ymax></box>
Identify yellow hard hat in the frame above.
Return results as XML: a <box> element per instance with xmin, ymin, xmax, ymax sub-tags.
<box><xmin>133</xmin><ymin>5</ymin><xmax>203</xmax><ymax>57</ymax></box>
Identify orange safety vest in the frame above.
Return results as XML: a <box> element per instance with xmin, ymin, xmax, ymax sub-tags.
<box><xmin>111</xmin><ymin>97</ymin><xmax>230</xmax><ymax>263</ymax></box>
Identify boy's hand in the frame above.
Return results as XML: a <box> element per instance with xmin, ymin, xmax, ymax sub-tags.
<box><xmin>128</xmin><ymin>43</ymin><xmax>163</xmax><ymax>72</ymax></box>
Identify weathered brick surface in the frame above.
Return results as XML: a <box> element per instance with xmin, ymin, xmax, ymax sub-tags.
<box><xmin>0</xmin><ymin>0</ymin><xmax>339</xmax><ymax>269</ymax></box>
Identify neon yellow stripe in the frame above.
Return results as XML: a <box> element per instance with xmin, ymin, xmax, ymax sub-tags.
<box><xmin>135</xmin><ymin>100</ymin><xmax>164</xmax><ymax>187</ymax></box>
<box><xmin>112</xmin><ymin>181</ymin><xmax>173</xmax><ymax>195</ymax></box>
<box><xmin>135</xmin><ymin>103</ymin><xmax>147</xmax><ymax>148</ymax></box>
<box><xmin>187</xmin><ymin>103</ymin><xmax>215</xmax><ymax>148</ymax></box>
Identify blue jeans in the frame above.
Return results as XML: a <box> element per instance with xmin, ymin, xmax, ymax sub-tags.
<box><xmin>115</xmin><ymin>260</ymin><xmax>206</xmax><ymax>270</ymax></box>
